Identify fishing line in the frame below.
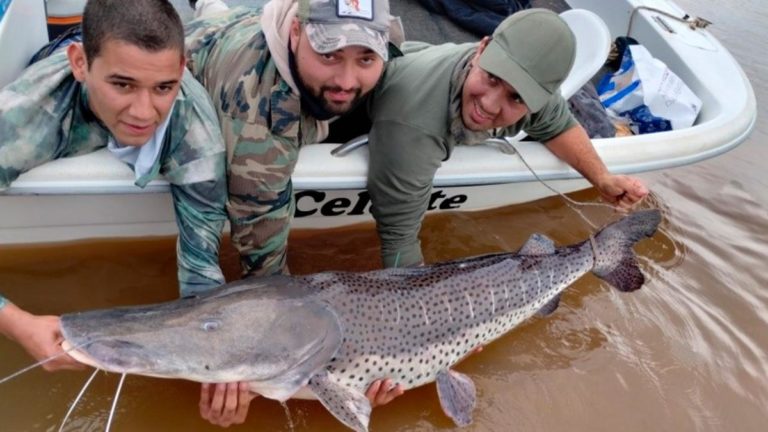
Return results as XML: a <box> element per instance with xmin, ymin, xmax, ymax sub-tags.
<box><xmin>495</xmin><ymin>136</ymin><xmax>619</xmax><ymax>230</ymax></box>
<box><xmin>105</xmin><ymin>373</ymin><xmax>127</xmax><ymax>432</ymax></box>
<box><xmin>0</xmin><ymin>340</ymin><xmax>97</xmax><ymax>385</ymax></box>
<box><xmin>58</xmin><ymin>368</ymin><xmax>100</xmax><ymax>432</ymax></box>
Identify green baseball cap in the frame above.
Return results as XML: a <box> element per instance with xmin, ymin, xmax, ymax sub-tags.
<box><xmin>299</xmin><ymin>0</ymin><xmax>391</xmax><ymax>61</ymax></box>
<box><xmin>478</xmin><ymin>9</ymin><xmax>575</xmax><ymax>113</ymax></box>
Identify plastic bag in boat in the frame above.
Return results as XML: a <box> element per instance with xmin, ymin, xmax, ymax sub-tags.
<box><xmin>0</xmin><ymin>0</ymin><xmax>10</xmax><ymax>21</ymax></box>
<box><xmin>596</xmin><ymin>43</ymin><xmax>702</xmax><ymax>134</ymax></box>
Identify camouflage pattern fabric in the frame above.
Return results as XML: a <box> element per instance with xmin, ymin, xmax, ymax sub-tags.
<box><xmin>0</xmin><ymin>51</ymin><xmax>228</xmax><ymax>298</ymax></box>
<box><xmin>185</xmin><ymin>7</ymin><xmax>319</xmax><ymax>277</ymax></box>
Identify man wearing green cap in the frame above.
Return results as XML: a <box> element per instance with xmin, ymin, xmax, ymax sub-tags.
<box><xmin>366</xmin><ymin>8</ymin><xmax>649</xmax><ymax>269</ymax></box>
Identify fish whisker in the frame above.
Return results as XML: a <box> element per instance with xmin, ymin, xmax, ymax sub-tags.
<box><xmin>0</xmin><ymin>340</ymin><xmax>98</xmax><ymax>385</ymax></box>
<box><xmin>105</xmin><ymin>373</ymin><xmax>127</xmax><ymax>432</ymax></box>
<box><xmin>58</xmin><ymin>368</ymin><xmax>100</xmax><ymax>432</ymax></box>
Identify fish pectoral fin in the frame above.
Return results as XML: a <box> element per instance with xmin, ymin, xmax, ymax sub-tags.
<box><xmin>309</xmin><ymin>371</ymin><xmax>372</xmax><ymax>432</ymax></box>
<box><xmin>536</xmin><ymin>293</ymin><xmax>561</xmax><ymax>317</ymax></box>
<box><xmin>435</xmin><ymin>369</ymin><xmax>477</xmax><ymax>427</ymax></box>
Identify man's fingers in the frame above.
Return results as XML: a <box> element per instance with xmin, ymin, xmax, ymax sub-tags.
<box><xmin>211</xmin><ymin>382</ymin><xmax>226</xmax><ymax>409</ymax></box>
<box><xmin>199</xmin><ymin>383</ymin><xmax>213</xmax><ymax>419</ymax></box>
<box><xmin>199</xmin><ymin>382</ymin><xmax>255</xmax><ymax>427</ymax></box>
<box><xmin>206</xmin><ymin>382</ymin><xmax>234</xmax><ymax>427</ymax></box>
<box><xmin>224</xmin><ymin>382</ymin><xmax>239</xmax><ymax>412</ymax></box>
<box><xmin>207</xmin><ymin>383</ymin><xmax>227</xmax><ymax>424</ymax></box>
<box><xmin>232</xmin><ymin>383</ymin><xmax>257</xmax><ymax>424</ymax></box>
<box><xmin>240</xmin><ymin>382</ymin><xmax>258</xmax><ymax>405</ymax></box>
<box><xmin>383</xmin><ymin>383</ymin><xmax>404</xmax><ymax>404</ymax></box>
<box><xmin>367</xmin><ymin>379</ymin><xmax>406</xmax><ymax>407</ymax></box>
<box><xmin>47</xmin><ymin>361</ymin><xmax>86</xmax><ymax>372</ymax></box>
<box><xmin>365</xmin><ymin>379</ymin><xmax>382</xmax><ymax>402</ymax></box>
<box><xmin>627</xmin><ymin>189</ymin><xmax>648</xmax><ymax>205</ymax></box>
<box><xmin>375</xmin><ymin>379</ymin><xmax>392</xmax><ymax>405</ymax></box>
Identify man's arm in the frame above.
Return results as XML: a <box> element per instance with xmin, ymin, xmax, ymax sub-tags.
<box><xmin>169</xmin><ymin>179</ymin><xmax>227</xmax><ymax>296</ymax></box>
<box><xmin>0</xmin><ymin>53</ymin><xmax>90</xmax><ymax>189</ymax></box>
<box><xmin>225</xmin><ymin>129</ymin><xmax>300</xmax><ymax>277</ymax></box>
<box><xmin>0</xmin><ymin>300</ymin><xmax>83</xmax><ymax>371</ymax></box>
<box><xmin>544</xmin><ymin>124</ymin><xmax>648</xmax><ymax>210</ymax></box>
<box><xmin>367</xmin><ymin>120</ymin><xmax>447</xmax><ymax>267</ymax></box>
<box><xmin>164</xmin><ymin>73</ymin><xmax>232</xmax><ymax>296</ymax></box>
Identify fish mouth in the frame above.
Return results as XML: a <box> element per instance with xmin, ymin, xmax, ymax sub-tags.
<box><xmin>61</xmin><ymin>340</ymin><xmax>106</xmax><ymax>370</ymax></box>
<box><xmin>61</xmin><ymin>339</ymin><xmax>156</xmax><ymax>373</ymax></box>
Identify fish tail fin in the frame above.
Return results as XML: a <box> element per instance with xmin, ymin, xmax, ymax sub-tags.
<box><xmin>591</xmin><ymin>209</ymin><xmax>661</xmax><ymax>292</ymax></box>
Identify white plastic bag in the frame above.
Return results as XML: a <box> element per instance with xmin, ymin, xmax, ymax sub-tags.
<box><xmin>597</xmin><ymin>44</ymin><xmax>702</xmax><ymax>134</ymax></box>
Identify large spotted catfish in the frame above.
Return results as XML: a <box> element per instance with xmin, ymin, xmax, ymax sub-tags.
<box><xmin>59</xmin><ymin>210</ymin><xmax>661</xmax><ymax>431</ymax></box>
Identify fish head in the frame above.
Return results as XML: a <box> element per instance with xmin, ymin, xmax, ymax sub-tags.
<box><xmin>60</xmin><ymin>278</ymin><xmax>342</xmax><ymax>386</ymax></box>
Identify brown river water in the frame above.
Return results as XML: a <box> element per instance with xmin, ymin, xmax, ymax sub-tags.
<box><xmin>1</xmin><ymin>0</ymin><xmax>767</xmax><ymax>431</ymax></box>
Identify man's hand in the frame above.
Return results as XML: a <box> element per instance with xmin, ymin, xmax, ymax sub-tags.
<box><xmin>199</xmin><ymin>382</ymin><xmax>258</xmax><ymax>427</ymax></box>
<box><xmin>365</xmin><ymin>379</ymin><xmax>405</xmax><ymax>407</ymax></box>
<box><xmin>544</xmin><ymin>126</ymin><xmax>649</xmax><ymax>212</ymax></box>
<box><xmin>595</xmin><ymin>174</ymin><xmax>649</xmax><ymax>212</ymax></box>
<box><xmin>364</xmin><ymin>345</ymin><xmax>484</xmax><ymax>408</ymax></box>
<box><xmin>0</xmin><ymin>304</ymin><xmax>84</xmax><ymax>371</ymax></box>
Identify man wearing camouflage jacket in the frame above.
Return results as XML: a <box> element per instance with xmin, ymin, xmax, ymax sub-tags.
<box><xmin>185</xmin><ymin>0</ymin><xmax>390</xmax><ymax>278</ymax></box>
<box><xmin>0</xmin><ymin>0</ymin><xmax>226</xmax><ymax>373</ymax></box>
<box><xmin>183</xmin><ymin>0</ymin><xmax>403</xmax><ymax>426</ymax></box>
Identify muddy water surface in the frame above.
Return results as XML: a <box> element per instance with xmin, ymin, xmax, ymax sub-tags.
<box><xmin>2</xmin><ymin>0</ymin><xmax>768</xmax><ymax>430</ymax></box>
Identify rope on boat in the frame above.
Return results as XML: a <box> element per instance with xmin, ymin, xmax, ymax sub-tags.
<box><xmin>627</xmin><ymin>6</ymin><xmax>712</xmax><ymax>38</ymax></box>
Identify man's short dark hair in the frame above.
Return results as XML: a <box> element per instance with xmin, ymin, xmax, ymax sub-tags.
<box><xmin>82</xmin><ymin>0</ymin><xmax>184</xmax><ymax>66</ymax></box>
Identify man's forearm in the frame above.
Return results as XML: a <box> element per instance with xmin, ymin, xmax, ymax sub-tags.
<box><xmin>0</xmin><ymin>301</ymin><xmax>25</xmax><ymax>342</ymax></box>
<box><xmin>229</xmin><ymin>199</ymin><xmax>292</xmax><ymax>277</ymax></box>
<box><xmin>171</xmin><ymin>182</ymin><xmax>228</xmax><ymax>296</ymax></box>
<box><xmin>544</xmin><ymin>124</ymin><xmax>610</xmax><ymax>186</ymax></box>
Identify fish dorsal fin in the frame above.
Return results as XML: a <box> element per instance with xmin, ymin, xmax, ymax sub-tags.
<box><xmin>309</xmin><ymin>371</ymin><xmax>371</xmax><ymax>432</ymax></box>
<box><xmin>436</xmin><ymin>369</ymin><xmax>477</xmax><ymax>427</ymax></box>
<box><xmin>519</xmin><ymin>233</ymin><xmax>556</xmax><ymax>255</ymax></box>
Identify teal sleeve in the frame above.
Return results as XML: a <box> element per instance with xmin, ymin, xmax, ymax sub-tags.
<box><xmin>367</xmin><ymin>120</ymin><xmax>448</xmax><ymax>267</ymax></box>
<box><xmin>161</xmin><ymin>68</ymin><xmax>230</xmax><ymax>297</ymax></box>
<box><xmin>170</xmin><ymin>178</ymin><xmax>227</xmax><ymax>297</ymax></box>
<box><xmin>0</xmin><ymin>294</ymin><xmax>6</xmax><ymax>310</ymax></box>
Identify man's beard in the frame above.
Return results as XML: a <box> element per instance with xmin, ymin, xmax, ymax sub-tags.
<box><xmin>312</xmin><ymin>85</ymin><xmax>363</xmax><ymax>115</ymax></box>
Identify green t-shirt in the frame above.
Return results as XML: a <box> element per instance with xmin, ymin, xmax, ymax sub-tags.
<box><xmin>367</xmin><ymin>42</ymin><xmax>576</xmax><ymax>267</ymax></box>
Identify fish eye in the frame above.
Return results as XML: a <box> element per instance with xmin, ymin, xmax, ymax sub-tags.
<box><xmin>201</xmin><ymin>319</ymin><xmax>221</xmax><ymax>332</ymax></box>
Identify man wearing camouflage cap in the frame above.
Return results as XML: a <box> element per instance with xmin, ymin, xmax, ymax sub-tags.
<box><xmin>185</xmin><ymin>0</ymin><xmax>388</xmax><ymax>278</ymax></box>
<box><xmin>184</xmin><ymin>0</ymin><xmax>402</xmax><ymax>426</ymax></box>
<box><xmin>365</xmin><ymin>9</ymin><xmax>649</xmax><ymax>268</ymax></box>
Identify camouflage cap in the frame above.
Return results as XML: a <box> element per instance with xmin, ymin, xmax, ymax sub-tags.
<box><xmin>478</xmin><ymin>9</ymin><xmax>575</xmax><ymax>113</ymax></box>
<box><xmin>298</xmin><ymin>0</ymin><xmax>390</xmax><ymax>61</ymax></box>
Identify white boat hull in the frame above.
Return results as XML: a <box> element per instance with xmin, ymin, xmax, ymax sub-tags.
<box><xmin>0</xmin><ymin>0</ymin><xmax>756</xmax><ymax>244</ymax></box>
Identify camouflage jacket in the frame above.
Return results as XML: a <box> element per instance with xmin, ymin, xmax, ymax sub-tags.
<box><xmin>185</xmin><ymin>7</ymin><xmax>320</xmax><ymax>277</ymax></box>
<box><xmin>0</xmin><ymin>51</ymin><xmax>228</xmax><ymax>301</ymax></box>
